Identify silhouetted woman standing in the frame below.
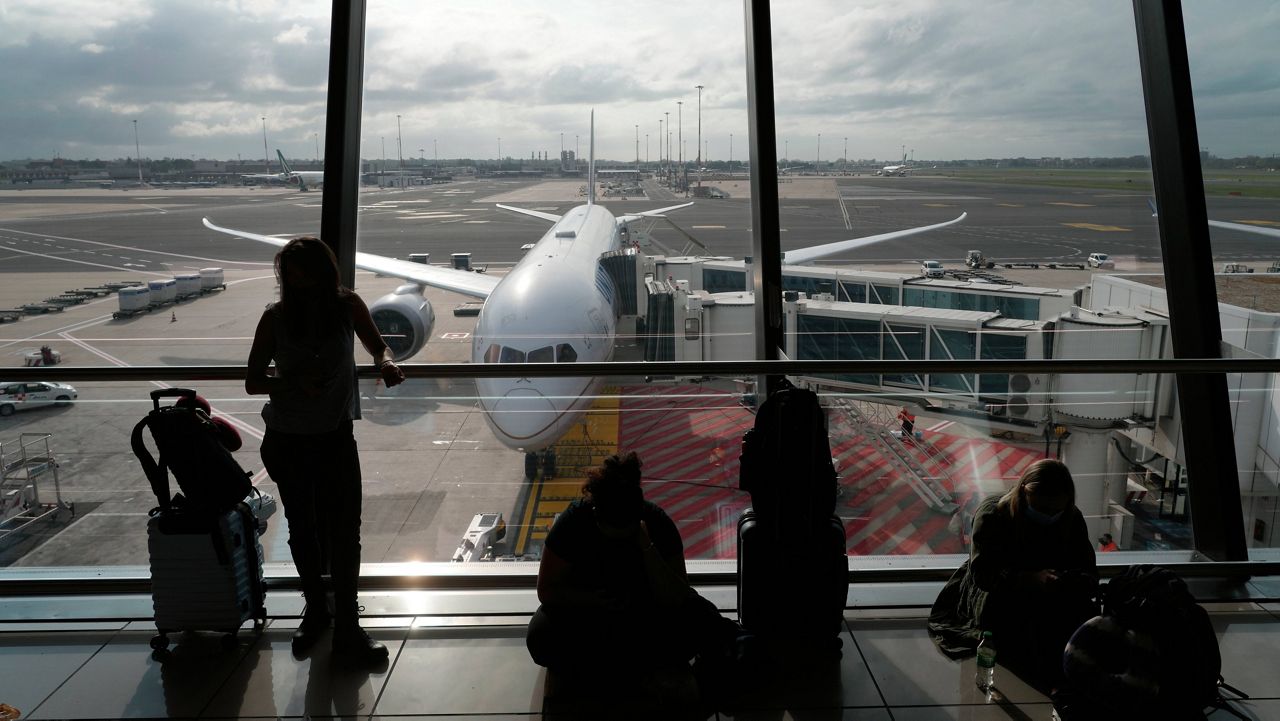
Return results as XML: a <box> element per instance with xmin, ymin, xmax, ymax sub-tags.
<box><xmin>247</xmin><ymin>236</ymin><xmax>404</xmax><ymax>664</ymax></box>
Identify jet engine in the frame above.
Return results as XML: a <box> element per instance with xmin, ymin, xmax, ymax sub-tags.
<box><xmin>370</xmin><ymin>284</ymin><xmax>435</xmax><ymax>361</ymax></box>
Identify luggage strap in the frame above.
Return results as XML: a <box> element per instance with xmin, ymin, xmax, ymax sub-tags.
<box><xmin>131</xmin><ymin>414</ymin><xmax>171</xmax><ymax>509</ymax></box>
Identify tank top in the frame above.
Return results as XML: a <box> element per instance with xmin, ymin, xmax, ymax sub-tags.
<box><xmin>261</xmin><ymin>298</ymin><xmax>360</xmax><ymax>433</ymax></box>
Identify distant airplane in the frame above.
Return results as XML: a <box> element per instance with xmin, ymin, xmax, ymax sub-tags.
<box><xmin>241</xmin><ymin>150</ymin><xmax>324</xmax><ymax>191</ymax></box>
<box><xmin>879</xmin><ymin>152</ymin><xmax>911</xmax><ymax>177</ymax></box>
<box><xmin>205</xmin><ymin>113</ymin><xmax>965</xmax><ymax>452</ymax></box>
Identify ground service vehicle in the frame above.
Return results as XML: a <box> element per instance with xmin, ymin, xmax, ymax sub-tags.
<box><xmin>0</xmin><ymin>382</ymin><xmax>78</xmax><ymax>416</ymax></box>
<box><xmin>1088</xmin><ymin>253</ymin><xmax>1115</xmax><ymax>269</ymax></box>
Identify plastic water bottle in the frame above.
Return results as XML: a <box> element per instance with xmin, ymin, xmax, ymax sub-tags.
<box><xmin>975</xmin><ymin>631</ymin><xmax>996</xmax><ymax>692</ymax></box>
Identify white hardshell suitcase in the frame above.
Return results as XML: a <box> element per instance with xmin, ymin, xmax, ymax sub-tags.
<box><xmin>147</xmin><ymin>502</ymin><xmax>266</xmax><ymax>654</ymax></box>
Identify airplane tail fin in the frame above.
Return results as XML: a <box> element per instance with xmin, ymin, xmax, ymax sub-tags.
<box><xmin>276</xmin><ymin>150</ymin><xmax>293</xmax><ymax>175</ymax></box>
<box><xmin>587</xmin><ymin>110</ymin><xmax>596</xmax><ymax>206</ymax></box>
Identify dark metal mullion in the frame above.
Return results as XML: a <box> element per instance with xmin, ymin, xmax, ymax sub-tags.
<box><xmin>1132</xmin><ymin>0</ymin><xmax>1246</xmax><ymax>560</ymax></box>
<box><xmin>743</xmin><ymin>0</ymin><xmax>784</xmax><ymax>395</ymax></box>
<box><xmin>320</xmin><ymin>0</ymin><xmax>367</xmax><ymax>288</ymax></box>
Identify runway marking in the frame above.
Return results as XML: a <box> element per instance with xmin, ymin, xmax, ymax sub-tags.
<box><xmin>1062</xmin><ymin>223</ymin><xmax>1131</xmax><ymax>232</ymax></box>
<box><xmin>57</xmin><ymin>324</ymin><xmax>267</xmax><ymax>443</ymax></box>
<box><xmin>462</xmin><ymin>220</ymin><xmax>490</xmax><ymax>224</ymax></box>
<box><xmin>0</xmin><ymin>227</ymin><xmax>274</xmax><ymax>265</ymax></box>
<box><xmin>691</xmin><ymin>225</ymin><xmax>726</xmax><ymax>229</ymax></box>
<box><xmin>1048</xmin><ymin>202</ymin><xmax>1094</xmax><ymax>207</ymax></box>
<box><xmin>838</xmin><ymin>197</ymin><xmax>853</xmax><ymax>230</ymax></box>
<box><xmin>923</xmin><ymin>203</ymin><xmax>953</xmax><ymax>207</ymax></box>
<box><xmin>1234</xmin><ymin>220</ymin><xmax>1280</xmax><ymax>227</ymax></box>
<box><xmin>997</xmin><ymin>203</ymin><xmax>1024</xmax><ymax>207</ymax></box>
<box><xmin>0</xmin><ymin>243</ymin><xmax>170</xmax><ymax>275</ymax></box>
<box><xmin>397</xmin><ymin>213</ymin><xmax>468</xmax><ymax>220</ymax></box>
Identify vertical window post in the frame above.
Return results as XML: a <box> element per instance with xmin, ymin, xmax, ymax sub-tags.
<box><xmin>743</xmin><ymin>0</ymin><xmax>784</xmax><ymax>394</ymax></box>
<box><xmin>1132</xmin><ymin>0</ymin><xmax>1247</xmax><ymax>560</ymax></box>
<box><xmin>320</xmin><ymin>0</ymin><xmax>367</xmax><ymax>288</ymax></box>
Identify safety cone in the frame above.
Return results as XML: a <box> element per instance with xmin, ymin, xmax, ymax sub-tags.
<box><xmin>170</xmin><ymin>311</ymin><xmax>177</xmax><ymax>322</ymax></box>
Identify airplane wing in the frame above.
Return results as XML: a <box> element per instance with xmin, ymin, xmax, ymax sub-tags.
<box><xmin>496</xmin><ymin>204</ymin><xmax>562</xmax><ymax>223</ymax></box>
<box><xmin>201</xmin><ymin>217</ymin><xmax>499</xmax><ymax>299</ymax></box>
<box><xmin>615</xmin><ymin>201</ymin><xmax>695</xmax><ymax>225</ymax></box>
<box><xmin>1151</xmin><ymin>198</ymin><xmax>1280</xmax><ymax>238</ymax></box>
<box><xmin>1208</xmin><ymin>220</ymin><xmax>1280</xmax><ymax>239</ymax></box>
<box><xmin>783</xmin><ymin>212</ymin><xmax>967</xmax><ymax>265</ymax></box>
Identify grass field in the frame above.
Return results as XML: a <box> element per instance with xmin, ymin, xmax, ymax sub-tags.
<box><xmin>936</xmin><ymin>167</ymin><xmax>1280</xmax><ymax>199</ymax></box>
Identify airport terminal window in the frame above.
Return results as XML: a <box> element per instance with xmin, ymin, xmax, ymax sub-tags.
<box><xmin>979</xmin><ymin>334</ymin><xmax>1028</xmax><ymax>396</ymax></box>
<box><xmin>838</xmin><ymin>280</ymin><xmax>867</xmax><ymax>303</ymax></box>
<box><xmin>930</xmin><ymin>329</ymin><xmax>977</xmax><ymax>394</ymax></box>
<box><xmin>796</xmin><ymin>315</ymin><xmax>879</xmax><ymax>385</ymax></box>
<box><xmin>883</xmin><ymin>323</ymin><xmax>925</xmax><ymax>388</ymax></box>
<box><xmin>870</xmin><ymin>285</ymin><xmax>899</xmax><ymax>305</ymax></box>
<box><xmin>704</xmin><ymin>268</ymin><xmax>748</xmax><ymax>293</ymax></box>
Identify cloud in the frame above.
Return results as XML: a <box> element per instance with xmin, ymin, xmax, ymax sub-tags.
<box><xmin>0</xmin><ymin>0</ymin><xmax>1275</xmax><ymax>161</ymax></box>
<box><xmin>275</xmin><ymin>23</ymin><xmax>310</xmax><ymax>45</ymax></box>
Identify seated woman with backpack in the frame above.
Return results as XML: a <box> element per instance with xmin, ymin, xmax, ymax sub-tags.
<box><xmin>928</xmin><ymin>459</ymin><xmax>1098</xmax><ymax>690</ymax></box>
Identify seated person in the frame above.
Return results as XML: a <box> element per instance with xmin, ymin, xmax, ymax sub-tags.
<box><xmin>527</xmin><ymin>451</ymin><xmax>730</xmax><ymax>676</ymax></box>
<box><xmin>928</xmin><ymin>458</ymin><xmax>1098</xmax><ymax>690</ymax></box>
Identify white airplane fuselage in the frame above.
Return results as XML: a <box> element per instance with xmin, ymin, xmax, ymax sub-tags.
<box><xmin>472</xmin><ymin>203</ymin><xmax>621</xmax><ymax>451</ymax></box>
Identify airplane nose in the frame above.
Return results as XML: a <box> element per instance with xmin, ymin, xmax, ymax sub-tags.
<box><xmin>489</xmin><ymin>388</ymin><xmax>558</xmax><ymax>444</ymax></box>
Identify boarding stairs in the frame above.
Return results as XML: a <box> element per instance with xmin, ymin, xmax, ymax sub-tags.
<box><xmin>827</xmin><ymin>399</ymin><xmax>958</xmax><ymax>514</ymax></box>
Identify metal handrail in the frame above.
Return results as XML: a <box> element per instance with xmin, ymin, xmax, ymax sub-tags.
<box><xmin>1</xmin><ymin>561</ymin><xmax>1277</xmax><ymax>598</ymax></box>
<box><xmin>4</xmin><ymin>357</ymin><xmax>1280</xmax><ymax>383</ymax></box>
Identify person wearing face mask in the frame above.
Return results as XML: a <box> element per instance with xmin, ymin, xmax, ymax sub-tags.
<box><xmin>928</xmin><ymin>458</ymin><xmax>1098</xmax><ymax>690</ymax></box>
<box><xmin>527</xmin><ymin>452</ymin><xmax>740</xmax><ymax>700</ymax></box>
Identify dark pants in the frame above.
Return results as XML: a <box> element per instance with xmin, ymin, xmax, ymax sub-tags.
<box><xmin>527</xmin><ymin>593</ymin><xmax>733</xmax><ymax>672</ymax></box>
<box><xmin>260</xmin><ymin>419</ymin><xmax>363</xmax><ymax>623</ymax></box>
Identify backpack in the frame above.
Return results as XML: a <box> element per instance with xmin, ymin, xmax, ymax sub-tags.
<box><xmin>131</xmin><ymin>388</ymin><xmax>252</xmax><ymax>515</ymax></box>
<box><xmin>1062</xmin><ymin>565</ymin><xmax>1248</xmax><ymax>720</ymax></box>
<box><xmin>739</xmin><ymin>379</ymin><xmax>837</xmax><ymax>532</ymax></box>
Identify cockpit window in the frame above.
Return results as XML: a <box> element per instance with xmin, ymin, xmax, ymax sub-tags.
<box><xmin>499</xmin><ymin>346</ymin><xmax>526</xmax><ymax>364</ymax></box>
<box><xmin>527</xmin><ymin>346</ymin><xmax>554</xmax><ymax>363</ymax></box>
<box><xmin>556</xmin><ymin>343</ymin><xmax>578</xmax><ymax>363</ymax></box>
<box><xmin>484</xmin><ymin>344</ymin><xmax>502</xmax><ymax>363</ymax></box>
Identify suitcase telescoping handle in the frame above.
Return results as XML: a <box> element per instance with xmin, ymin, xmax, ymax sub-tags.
<box><xmin>150</xmin><ymin>387</ymin><xmax>197</xmax><ymax>411</ymax></box>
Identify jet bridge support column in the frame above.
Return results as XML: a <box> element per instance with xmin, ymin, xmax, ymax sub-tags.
<box><xmin>1062</xmin><ymin>426</ymin><xmax>1115</xmax><ymax>543</ymax></box>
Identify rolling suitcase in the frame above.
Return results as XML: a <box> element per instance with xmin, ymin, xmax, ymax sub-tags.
<box><xmin>147</xmin><ymin>501</ymin><xmax>267</xmax><ymax>655</ymax></box>
<box><xmin>737</xmin><ymin>509</ymin><xmax>847</xmax><ymax>654</ymax></box>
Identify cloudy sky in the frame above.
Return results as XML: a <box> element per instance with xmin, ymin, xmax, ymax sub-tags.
<box><xmin>1</xmin><ymin>0</ymin><xmax>1275</xmax><ymax>163</ymax></box>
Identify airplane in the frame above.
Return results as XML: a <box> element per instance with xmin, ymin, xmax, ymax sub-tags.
<box><xmin>879</xmin><ymin>153</ymin><xmax>910</xmax><ymax>177</ymax></box>
<box><xmin>1148</xmin><ymin>198</ymin><xmax>1280</xmax><ymax>239</ymax></box>
<box><xmin>241</xmin><ymin>150</ymin><xmax>325</xmax><ymax>191</ymax></box>
<box><xmin>203</xmin><ymin>112</ymin><xmax>966</xmax><ymax>452</ymax></box>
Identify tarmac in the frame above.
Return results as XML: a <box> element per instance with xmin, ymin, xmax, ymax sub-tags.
<box><xmin>0</xmin><ymin>175</ymin><xmax>1276</xmax><ymax>568</ymax></box>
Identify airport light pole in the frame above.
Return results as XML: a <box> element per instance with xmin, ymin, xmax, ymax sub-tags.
<box><xmin>730</xmin><ymin>133</ymin><xmax>733</xmax><ymax>167</ymax></box>
<box><xmin>635</xmin><ymin>124</ymin><xmax>639</xmax><ymax>172</ymax></box>
<box><xmin>132</xmin><ymin>119</ymin><xmax>143</xmax><ymax>184</ymax></box>
<box><xmin>817</xmin><ymin>133</ymin><xmax>821</xmax><ymax>173</ymax></box>
<box><xmin>315</xmin><ymin>132</ymin><xmax>320</xmax><ymax>163</ymax></box>
<box><xmin>663</xmin><ymin>111</ymin><xmax>669</xmax><ymax>170</ymax></box>
<box><xmin>380</xmin><ymin>136</ymin><xmax>386</xmax><ymax>175</ymax></box>
<box><xmin>261</xmin><ymin>116</ymin><xmax>270</xmax><ymax>172</ymax></box>
<box><xmin>843</xmin><ymin>136</ymin><xmax>847</xmax><ymax>172</ymax></box>
<box><xmin>434</xmin><ymin>138</ymin><xmax>438</xmax><ymax>168</ymax></box>
<box><xmin>645</xmin><ymin>133</ymin><xmax>649</xmax><ymax>165</ymax></box>
<box><xmin>395</xmin><ymin>114</ymin><xmax>404</xmax><ymax>174</ymax></box>
<box><xmin>696</xmin><ymin>84</ymin><xmax>704</xmax><ymax>189</ymax></box>
<box><xmin>677</xmin><ymin>101</ymin><xmax>683</xmax><ymax>169</ymax></box>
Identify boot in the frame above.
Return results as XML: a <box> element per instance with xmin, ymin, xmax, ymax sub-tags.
<box><xmin>332</xmin><ymin>622</ymin><xmax>389</xmax><ymax>666</ymax></box>
<box><xmin>291</xmin><ymin>606</ymin><xmax>331</xmax><ymax>656</ymax></box>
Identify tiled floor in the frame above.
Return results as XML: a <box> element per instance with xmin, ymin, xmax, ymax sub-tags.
<box><xmin>2</xmin><ymin>603</ymin><xmax>1279</xmax><ymax>720</ymax></box>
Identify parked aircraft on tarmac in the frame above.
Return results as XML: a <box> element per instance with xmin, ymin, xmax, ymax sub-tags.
<box><xmin>204</xmin><ymin>114</ymin><xmax>966</xmax><ymax>452</ymax></box>
<box><xmin>241</xmin><ymin>150</ymin><xmax>325</xmax><ymax>190</ymax></box>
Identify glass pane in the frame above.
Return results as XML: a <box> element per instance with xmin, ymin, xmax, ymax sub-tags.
<box><xmin>357</xmin><ymin>0</ymin><xmax>755</xmax><ymax>459</ymax></box>
<box><xmin>0</xmin><ymin>2</ymin><xmax>331</xmax><ymax>373</ymax></box>
<box><xmin>1184</xmin><ymin>1</ymin><xmax>1280</xmax><ymax>551</ymax></box>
